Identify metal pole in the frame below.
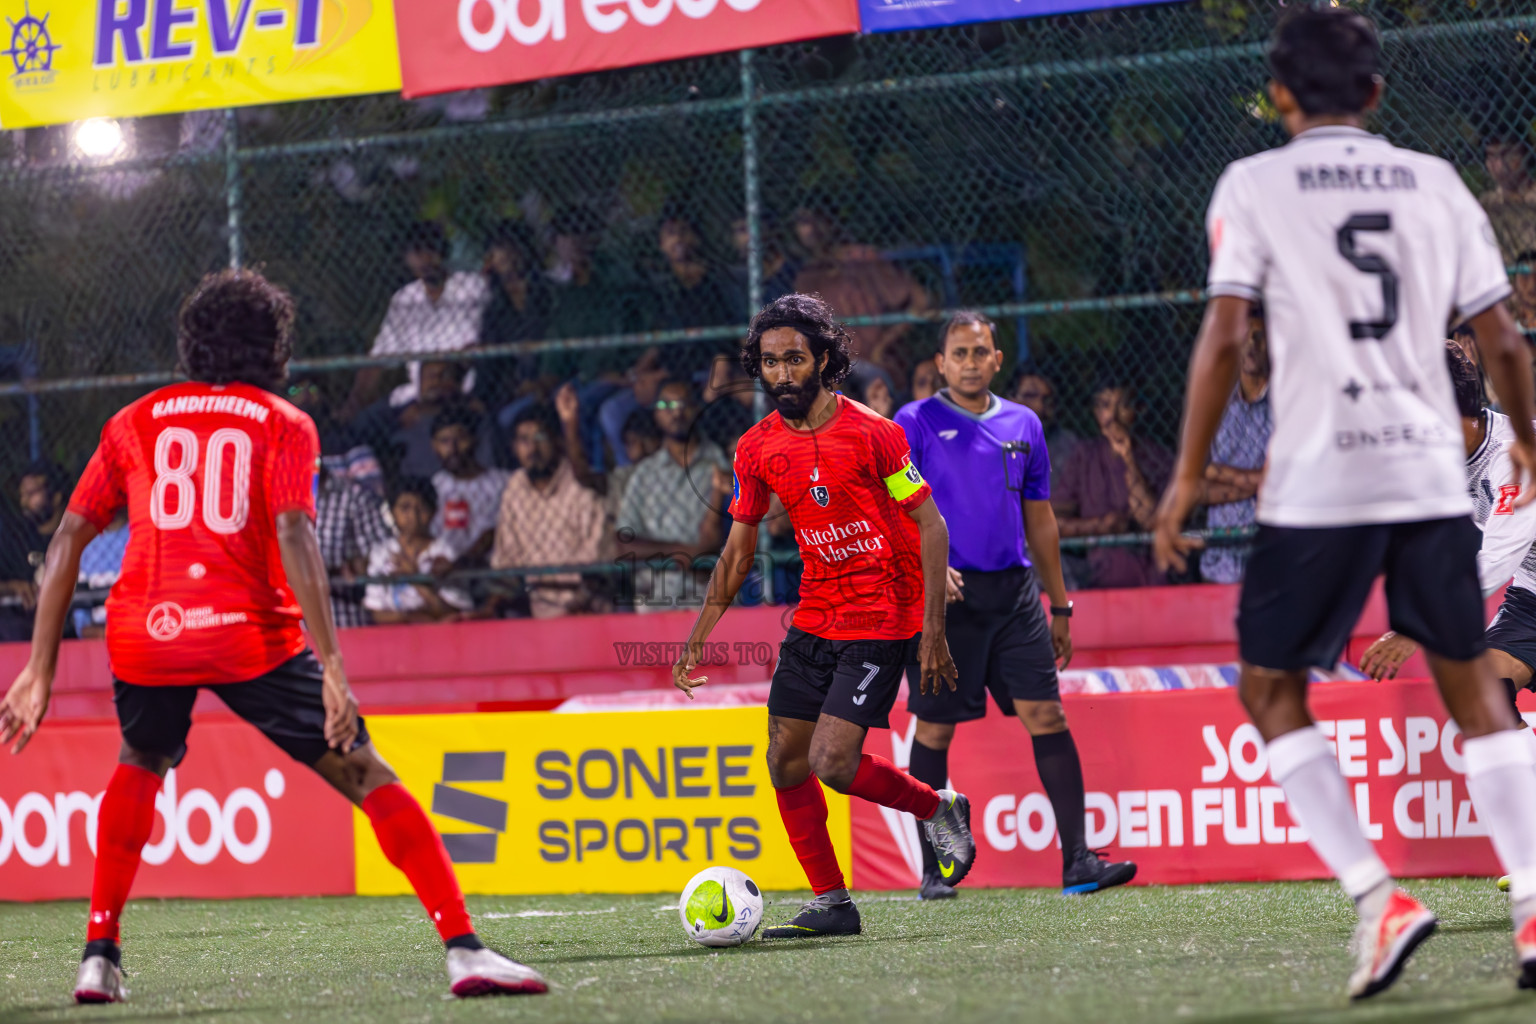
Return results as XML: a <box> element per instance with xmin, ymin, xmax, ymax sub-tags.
<box><xmin>739</xmin><ymin>47</ymin><xmax>774</xmax><ymax>606</ymax></box>
<box><xmin>224</xmin><ymin>108</ymin><xmax>242</xmax><ymax>269</ymax></box>
<box><xmin>741</xmin><ymin>48</ymin><xmax>766</xmax><ymax>423</ymax></box>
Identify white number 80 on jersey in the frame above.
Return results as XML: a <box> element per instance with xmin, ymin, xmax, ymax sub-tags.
<box><xmin>150</xmin><ymin>427</ymin><xmax>253</xmax><ymax>535</ymax></box>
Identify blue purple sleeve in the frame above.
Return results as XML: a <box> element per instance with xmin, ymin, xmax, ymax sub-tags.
<box><xmin>1024</xmin><ymin>417</ymin><xmax>1051</xmax><ymax>501</ymax></box>
<box><xmin>894</xmin><ymin>406</ymin><xmax>925</xmax><ymax>473</ymax></box>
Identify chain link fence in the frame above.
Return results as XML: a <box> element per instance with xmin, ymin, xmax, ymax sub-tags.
<box><xmin>0</xmin><ymin>0</ymin><xmax>1534</xmax><ymax>624</ymax></box>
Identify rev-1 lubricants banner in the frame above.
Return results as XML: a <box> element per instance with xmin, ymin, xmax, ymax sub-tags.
<box><xmin>858</xmin><ymin>0</ymin><xmax>1182</xmax><ymax>34</ymax></box>
<box><xmin>357</xmin><ymin>708</ymin><xmax>851</xmax><ymax>895</ymax></box>
<box><xmin>0</xmin><ymin>0</ymin><xmax>401</xmax><ymax>129</ymax></box>
<box><xmin>395</xmin><ymin>0</ymin><xmax>861</xmax><ymax>98</ymax></box>
<box><xmin>853</xmin><ymin>681</ymin><xmax>1510</xmax><ymax>889</ymax></box>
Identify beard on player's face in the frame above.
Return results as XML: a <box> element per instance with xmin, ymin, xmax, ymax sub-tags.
<box><xmin>769</xmin><ymin>374</ymin><xmax>822</xmax><ymax>419</ymax></box>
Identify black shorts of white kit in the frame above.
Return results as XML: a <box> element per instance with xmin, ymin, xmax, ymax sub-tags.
<box><xmin>904</xmin><ymin>566</ymin><xmax>1059</xmax><ymax>724</ymax></box>
<box><xmin>1238</xmin><ymin>517</ymin><xmax>1485</xmax><ymax>672</ymax></box>
<box><xmin>1487</xmin><ymin>585</ymin><xmax>1536</xmax><ymax>676</ymax></box>
<box><xmin>768</xmin><ymin>627</ymin><xmax>920</xmax><ymax>731</ymax></box>
<box><xmin>113</xmin><ymin>651</ymin><xmax>370</xmax><ymax>769</ymax></box>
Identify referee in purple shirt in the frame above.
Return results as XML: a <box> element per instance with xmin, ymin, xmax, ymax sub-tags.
<box><xmin>896</xmin><ymin>313</ymin><xmax>1136</xmax><ymax>899</ymax></box>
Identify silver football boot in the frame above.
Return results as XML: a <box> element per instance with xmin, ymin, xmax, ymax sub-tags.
<box><xmin>74</xmin><ymin>955</ymin><xmax>128</xmax><ymax>1004</ymax></box>
<box><xmin>446</xmin><ymin>946</ymin><xmax>548</xmax><ymax>997</ymax></box>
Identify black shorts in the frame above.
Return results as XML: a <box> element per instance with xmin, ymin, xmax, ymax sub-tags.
<box><xmin>1488</xmin><ymin>584</ymin><xmax>1536</xmax><ymax>676</ymax></box>
<box><xmin>768</xmin><ymin>627</ymin><xmax>919</xmax><ymax>731</ymax></box>
<box><xmin>1238</xmin><ymin>517</ymin><xmax>1485</xmax><ymax>671</ymax></box>
<box><xmin>904</xmin><ymin>567</ymin><xmax>1059</xmax><ymax>723</ymax></box>
<box><xmin>113</xmin><ymin>651</ymin><xmax>370</xmax><ymax>768</ymax></box>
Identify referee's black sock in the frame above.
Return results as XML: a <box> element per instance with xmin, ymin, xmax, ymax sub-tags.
<box><xmin>1033</xmin><ymin>730</ymin><xmax>1087</xmax><ymax>869</ymax></box>
<box><xmin>908</xmin><ymin>739</ymin><xmax>948</xmax><ymax>877</ymax></box>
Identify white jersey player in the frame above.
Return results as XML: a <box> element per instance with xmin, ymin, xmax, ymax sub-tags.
<box><xmin>1362</xmin><ymin>345</ymin><xmax>1536</xmax><ymax>705</ymax></box>
<box><xmin>1152</xmin><ymin>7</ymin><xmax>1536</xmax><ymax>1001</ymax></box>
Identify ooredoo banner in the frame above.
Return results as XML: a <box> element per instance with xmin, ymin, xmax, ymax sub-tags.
<box><xmin>852</xmin><ymin>682</ymin><xmax>1509</xmax><ymax>889</ymax></box>
<box><xmin>356</xmin><ymin>708</ymin><xmax>851</xmax><ymax>895</ymax></box>
<box><xmin>0</xmin><ymin>0</ymin><xmax>401</xmax><ymax>129</ymax></box>
<box><xmin>0</xmin><ymin>719</ymin><xmax>354</xmax><ymax>901</ymax></box>
<box><xmin>857</xmin><ymin>0</ymin><xmax>1183</xmax><ymax>35</ymax></box>
<box><xmin>394</xmin><ymin>0</ymin><xmax>862</xmax><ymax>98</ymax></box>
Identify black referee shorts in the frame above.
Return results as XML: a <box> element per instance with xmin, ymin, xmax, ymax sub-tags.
<box><xmin>1238</xmin><ymin>517</ymin><xmax>1485</xmax><ymax>672</ymax></box>
<box><xmin>905</xmin><ymin>566</ymin><xmax>1059</xmax><ymax>723</ymax></box>
<box><xmin>113</xmin><ymin>651</ymin><xmax>370</xmax><ymax>768</ymax></box>
<box><xmin>768</xmin><ymin>627</ymin><xmax>919</xmax><ymax>731</ymax></box>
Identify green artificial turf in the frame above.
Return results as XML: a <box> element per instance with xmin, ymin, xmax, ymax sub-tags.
<box><xmin>2</xmin><ymin>879</ymin><xmax>1533</xmax><ymax>1023</ymax></box>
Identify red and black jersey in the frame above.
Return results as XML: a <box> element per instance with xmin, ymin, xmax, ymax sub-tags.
<box><xmin>68</xmin><ymin>382</ymin><xmax>319</xmax><ymax>686</ymax></box>
<box><xmin>729</xmin><ymin>395</ymin><xmax>932</xmax><ymax>641</ymax></box>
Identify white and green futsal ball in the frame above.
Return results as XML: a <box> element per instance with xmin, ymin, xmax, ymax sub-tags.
<box><xmin>679</xmin><ymin>866</ymin><xmax>764</xmax><ymax>947</ymax></box>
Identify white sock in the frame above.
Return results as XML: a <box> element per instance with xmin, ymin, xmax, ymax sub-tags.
<box><xmin>1463</xmin><ymin>731</ymin><xmax>1536</xmax><ymax>904</ymax></box>
<box><xmin>1267</xmin><ymin>726</ymin><xmax>1391</xmax><ymax>900</ymax></box>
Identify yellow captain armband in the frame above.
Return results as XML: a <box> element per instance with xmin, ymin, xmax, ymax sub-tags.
<box><xmin>884</xmin><ymin>460</ymin><xmax>925</xmax><ymax>502</ymax></box>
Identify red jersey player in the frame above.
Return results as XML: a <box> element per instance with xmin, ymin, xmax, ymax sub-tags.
<box><xmin>0</xmin><ymin>271</ymin><xmax>545</xmax><ymax>1003</ymax></box>
<box><xmin>672</xmin><ymin>293</ymin><xmax>976</xmax><ymax>937</ymax></box>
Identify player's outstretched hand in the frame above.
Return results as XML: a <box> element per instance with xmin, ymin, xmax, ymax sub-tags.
<box><xmin>1051</xmin><ymin>616</ymin><xmax>1073</xmax><ymax>671</ymax></box>
<box><xmin>919</xmin><ymin>631</ymin><xmax>959</xmax><ymax>695</ymax></box>
<box><xmin>672</xmin><ymin>642</ymin><xmax>708</xmax><ymax>701</ymax></box>
<box><xmin>945</xmin><ymin>566</ymin><xmax>965</xmax><ymax>604</ymax></box>
<box><xmin>1360</xmin><ymin>631</ymin><xmax>1419</xmax><ymax>682</ymax></box>
<box><xmin>1152</xmin><ymin>474</ymin><xmax>1204</xmax><ymax>574</ymax></box>
<box><xmin>0</xmin><ymin>661</ymin><xmax>52</xmax><ymax>755</ymax></box>
<box><xmin>320</xmin><ymin>660</ymin><xmax>360</xmax><ymax>752</ymax></box>
<box><xmin>1511</xmin><ymin>439</ymin><xmax>1536</xmax><ymax>509</ymax></box>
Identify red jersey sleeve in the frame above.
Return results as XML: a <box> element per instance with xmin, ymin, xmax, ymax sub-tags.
<box><xmin>868</xmin><ymin>415</ymin><xmax>932</xmax><ymax>514</ymax></box>
<box><xmin>269</xmin><ymin>410</ymin><xmax>320</xmax><ymax>520</ymax></box>
<box><xmin>728</xmin><ymin>431</ymin><xmax>771</xmax><ymax>525</ymax></box>
<box><xmin>67</xmin><ymin>420</ymin><xmax>127</xmax><ymax>530</ymax></box>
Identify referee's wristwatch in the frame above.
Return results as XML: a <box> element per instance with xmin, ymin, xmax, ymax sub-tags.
<box><xmin>1050</xmin><ymin>601</ymin><xmax>1074</xmax><ymax>619</ymax></box>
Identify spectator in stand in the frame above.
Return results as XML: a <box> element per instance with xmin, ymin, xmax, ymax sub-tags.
<box><xmin>1200</xmin><ymin>309</ymin><xmax>1270</xmax><ymax>584</ymax></box>
<box><xmin>478</xmin><ymin>220</ymin><xmax>553</xmax><ymax>415</ymax></box>
<box><xmin>355</xmin><ymin>360</ymin><xmax>496</xmax><ymax>480</ymax></box>
<box><xmin>791</xmin><ymin>201</ymin><xmax>930</xmax><ymax>391</ymax></box>
<box><xmin>364</xmin><ymin>479</ymin><xmax>474</xmax><ymax>624</ymax></box>
<box><xmin>727</xmin><ymin>211</ymin><xmax>799</xmax><ymax>311</ymax></box>
<box><xmin>845</xmin><ymin>365</ymin><xmax>898</xmax><ymax>419</ymax></box>
<box><xmin>1011</xmin><ymin>368</ymin><xmax>1087</xmax><ymax>591</ymax></box>
<box><xmin>595</xmin><ymin>215</ymin><xmax>735</xmax><ymax>472</ymax></box>
<box><xmin>1053</xmin><ymin>381</ymin><xmax>1173</xmax><ymax>589</ymax></box>
<box><xmin>490</xmin><ymin>404</ymin><xmax>610</xmax><ymax>618</ymax></box>
<box><xmin>430</xmin><ymin>405</ymin><xmax>510</xmax><ymax>571</ymax></box>
<box><xmin>1481</xmin><ymin>133</ymin><xmax>1536</xmax><ymax>262</ymax></box>
<box><xmin>315</xmin><ymin>464</ymin><xmax>394</xmax><ymax>628</ymax></box>
<box><xmin>697</xmin><ymin>352</ymin><xmax>759</xmax><ymax>449</ymax></box>
<box><xmin>616</xmin><ymin>378</ymin><xmax>729</xmax><ymax>612</ymax></box>
<box><xmin>1009</xmin><ymin>369</ymin><xmax>1082</xmax><ymax>490</ymax></box>
<box><xmin>1509</xmin><ymin>249</ymin><xmax>1536</xmax><ymax>330</ymax></box>
<box><xmin>605</xmin><ymin>408</ymin><xmax>661</xmax><ymax>527</ymax></box>
<box><xmin>655</xmin><ymin>214</ymin><xmax>738</xmax><ymax>329</ymax></box>
<box><xmin>72</xmin><ymin>511</ymin><xmax>128</xmax><ymax>639</ymax></box>
<box><xmin>909</xmin><ymin>357</ymin><xmax>940</xmax><ymax>404</ymax></box>
<box><xmin>285</xmin><ymin>377</ymin><xmax>353</xmax><ymax>454</ymax></box>
<box><xmin>343</xmin><ymin>221</ymin><xmax>489</xmax><ymax>418</ymax></box>
<box><xmin>0</xmin><ymin>460</ymin><xmax>68</xmax><ymax>641</ymax></box>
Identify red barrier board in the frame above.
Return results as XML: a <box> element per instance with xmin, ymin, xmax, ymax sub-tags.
<box><xmin>0</xmin><ymin>719</ymin><xmax>354</xmax><ymax>902</ymax></box>
<box><xmin>852</xmin><ymin>681</ymin><xmax>1506</xmax><ymax>889</ymax></box>
<box><xmin>395</xmin><ymin>0</ymin><xmax>862</xmax><ymax>98</ymax></box>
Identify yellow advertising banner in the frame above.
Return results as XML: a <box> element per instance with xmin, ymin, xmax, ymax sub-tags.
<box><xmin>356</xmin><ymin>709</ymin><xmax>852</xmax><ymax>896</ymax></box>
<box><xmin>0</xmin><ymin>0</ymin><xmax>400</xmax><ymax>129</ymax></box>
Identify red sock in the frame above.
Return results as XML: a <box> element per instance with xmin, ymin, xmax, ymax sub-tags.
<box><xmin>775</xmin><ymin>775</ymin><xmax>846</xmax><ymax>895</ymax></box>
<box><xmin>361</xmin><ymin>783</ymin><xmax>474</xmax><ymax>942</ymax></box>
<box><xmin>87</xmin><ymin>764</ymin><xmax>162</xmax><ymax>944</ymax></box>
<box><xmin>847</xmin><ymin>754</ymin><xmax>941</xmax><ymax>820</ymax></box>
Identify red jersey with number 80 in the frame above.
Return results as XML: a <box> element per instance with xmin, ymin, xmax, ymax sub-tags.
<box><xmin>68</xmin><ymin>381</ymin><xmax>320</xmax><ymax>687</ymax></box>
<box><xmin>729</xmin><ymin>395</ymin><xmax>932</xmax><ymax>641</ymax></box>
